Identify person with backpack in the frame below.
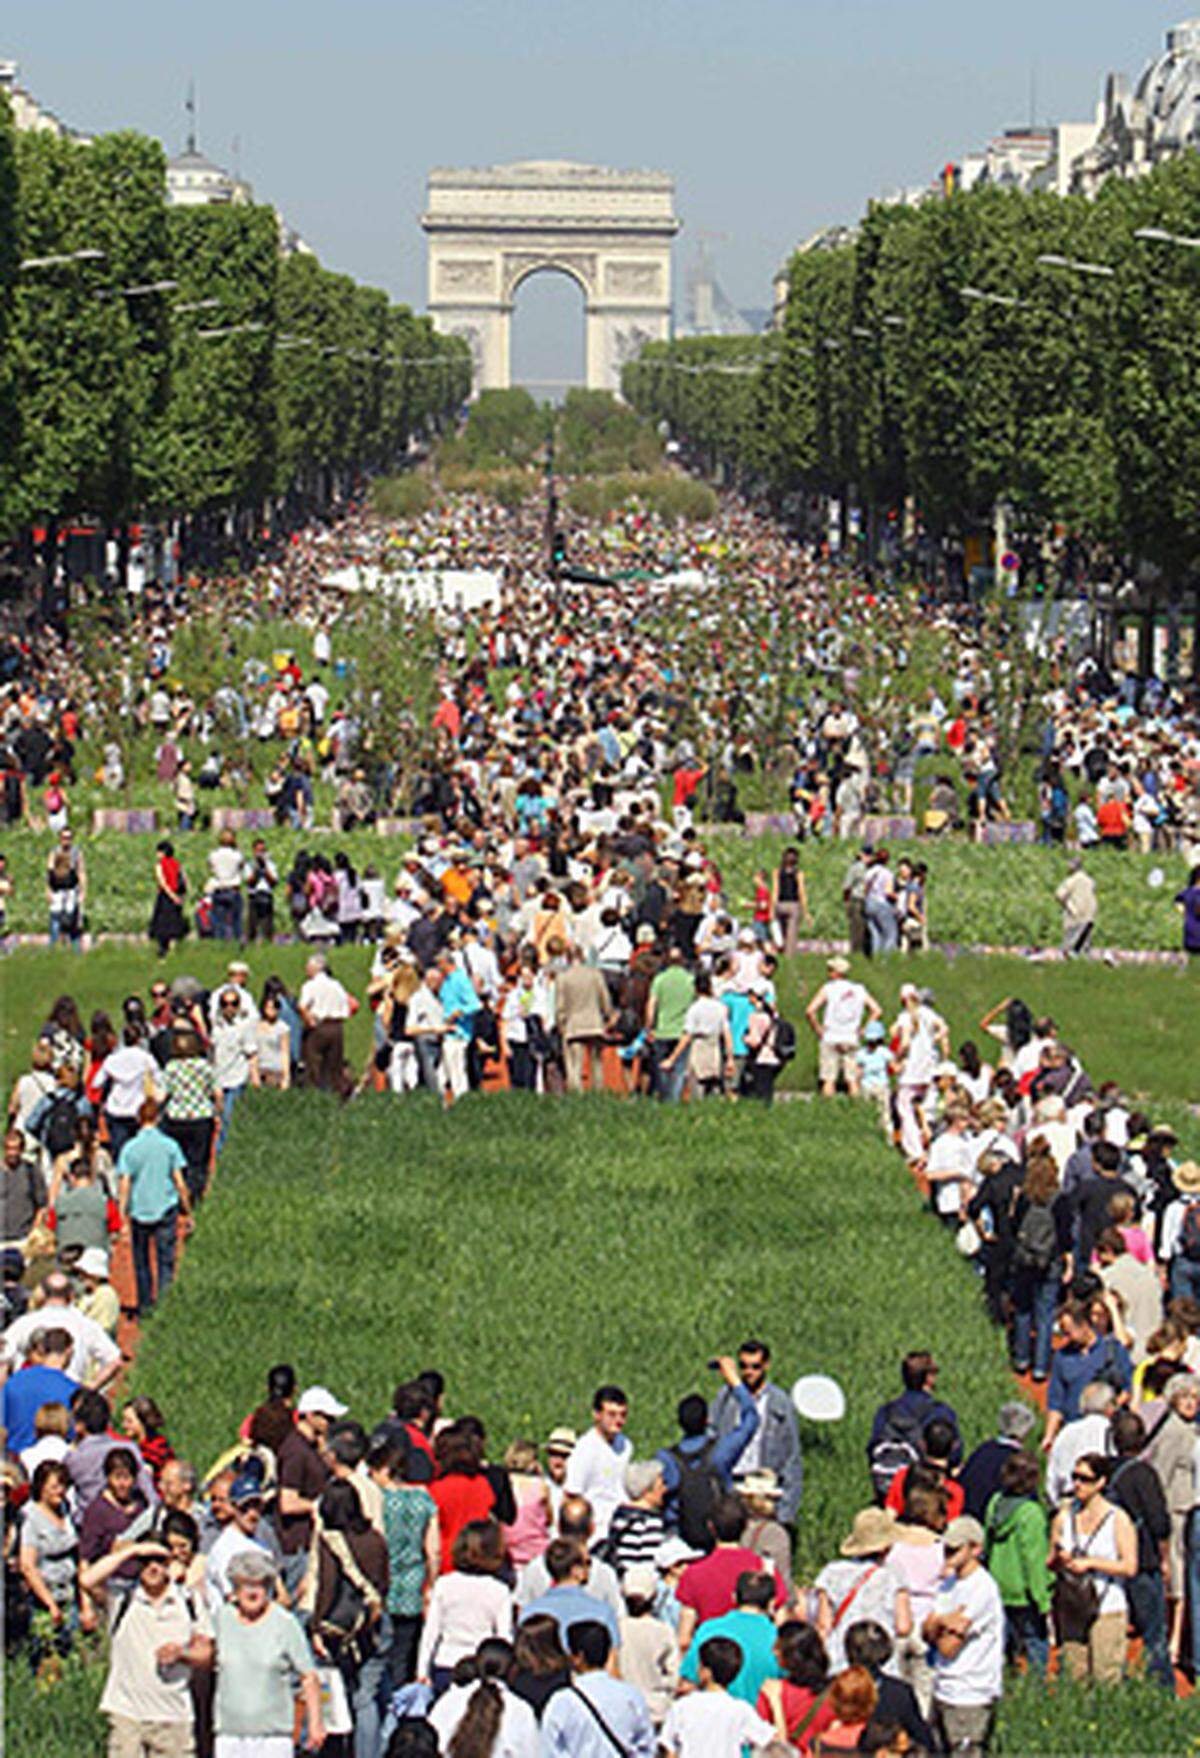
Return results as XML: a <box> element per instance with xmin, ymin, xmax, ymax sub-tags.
<box><xmin>24</xmin><ymin>1063</ymin><xmax>91</xmax><ymax>1169</ymax></box>
<box><xmin>82</xmin><ymin>1531</ymin><xmax>214</xmax><ymax>1756</ymax></box>
<box><xmin>868</xmin><ymin>1353</ymin><xmax>961</xmax><ymax>1505</ymax></box>
<box><xmin>1158</xmin><ymin>1160</ymin><xmax>1200</xmax><ymax>1306</ymax></box>
<box><xmin>1105</xmin><ymin>1410</ymin><xmax>1174</xmax><ymax>1692</ymax></box>
<box><xmin>656</xmin><ymin>1355</ymin><xmax>762</xmax><ymax>1549</ymax></box>
<box><xmin>982</xmin><ymin>1451</ymin><xmax>1052</xmax><ymax>1675</ymax></box>
<box><xmin>741</xmin><ymin>989</ymin><xmax>786</xmax><ymax>1103</ymax></box>
<box><xmin>1042</xmin><ymin>1301</ymin><xmax>1133</xmax><ymax>1457</ymax></box>
<box><xmin>1009</xmin><ymin>1152</ymin><xmax>1072</xmax><ymax>1383</ymax></box>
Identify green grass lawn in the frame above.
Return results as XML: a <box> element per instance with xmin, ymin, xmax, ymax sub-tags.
<box><xmin>127</xmin><ymin>1091</ymin><xmax>1017</xmax><ymax>1574</ymax></box>
<box><xmin>6</xmin><ymin>1036</ymin><xmax>1199</xmax><ymax>1753</ymax></box>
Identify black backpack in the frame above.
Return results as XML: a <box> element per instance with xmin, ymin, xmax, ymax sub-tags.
<box><xmin>669</xmin><ymin>1437</ymin><xmax>723</xmax><ymax>1551</ymax></box>
<box><xmin>773</xmin><ymin>1018</ymin><xmax>798</xmax><ymax>1063</ymax></box>
<box><xmin>38</xmin><ymin>1094</ymin><xmax>79</xmax><ymax>1158</ymax></box>
<box><xmin>1013</xmin><ymin>1201</ymin><xmax>1058</xmax><ymax>1275</ymax></box>
<box><xmin>1179</xmin><ymin>1202</ymin><xmax>1200</xmax><ymax>1264</ymax></box>
<box><xmin>869</xmin><ymin>1400</ymin><xmax>926</xmax><ymax>1500</ymax></box>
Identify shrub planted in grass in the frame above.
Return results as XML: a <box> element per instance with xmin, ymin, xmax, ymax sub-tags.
<box><xmin>368</xmin><ymin>473</ymin><xmax>433</xmax><ymax>519</ymax></box>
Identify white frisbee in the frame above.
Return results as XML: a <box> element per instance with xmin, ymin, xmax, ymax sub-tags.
<box><xmin>1147</xmin><ymin>867</ymin><xmax>1165</xmax><ymax>890</ymax></box>
<box><xmin>791</xmin><ymin>1374</ymin><xmax>846</xmax><ymax>1423</ymax></box>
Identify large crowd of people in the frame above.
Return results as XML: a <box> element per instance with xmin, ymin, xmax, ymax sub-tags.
<box><xmin>1</xmin><ymin>485</ymin><xmax>1199</xmax><ymax>1756</ymax></box>
<box><xmin>4</xmin><ymin>886</ymin><xmax>1200</xmax><ymax>1753</ymax></box>
<box><xmin>2</xmin><ymin>487</ymin><xmax>1198</xmax><ymax>897</ymax></box>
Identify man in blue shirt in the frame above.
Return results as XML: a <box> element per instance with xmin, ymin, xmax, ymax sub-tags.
<box><xmin>1043</xmin><ymin>1300</ymin><xmax>1132</xmax><ymax>1453</ymax></box>
<box><xmin>678</xmin><ymin>1570</ymin><xmax>781</xmax><ymax>1703</ymax></box>
<box><xmin>520</xmin><ymin>1539</ymin><xmax>620</xmax><ymax>1649</ymax></box>
<box><xmin>540</xmin><ymin>1619</ymin><xmax>655</xmax><ymax>1756</ymax></box>
<box><xmin>657</xmin><ymin>1355</ymin><xmax>760</xmax><ymax>1539</ymax></box>
<box><xmin>117</xmin><ymin>1100</ymin><xmax>192</xmax><ymax>1318</ymax></box>
<box><xmin>3</xmin><ymin>1326</ymin><xmax>78</xmax><ymax>1452</ymax></box>
<box><xmin>437</xmin><ymin>954</ymin><xmax>480</xmax><ymax>1103</ymax></box>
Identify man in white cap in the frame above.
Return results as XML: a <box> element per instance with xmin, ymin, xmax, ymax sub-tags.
<box><xmin>923</xmin><ymin>1515</ymin><xmax>1004</xmax><ymax>1758</ymax></box>
<box><xmin>75</xmin><ymin>1246</ymin><xmax>120</xmax><ymax>1339</ymax></box>
<box><xmin>276</xmin><ymin>1385</ymin><xmax>345</xmax><ymax>1593</ymax></box>
<box><xmin>804</xmin><ymin>956</ymin><xmax>881</xmax><ymax>1097</ymax></box>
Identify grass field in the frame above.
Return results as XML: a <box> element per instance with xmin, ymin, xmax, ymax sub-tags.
<box><xmin>11</xmin><ymin>1091</ymin><xmax>1200</xmax><ymax>1755</ymax></box>
<box><xmin>126</xmin><ymin>1092</ymin><xmax>1018</xmax><ymax>1571</ymax></box>
<box><xmin>1</xmin><ymin>824</ymin><xmax>1195</xmax><ymax>952</ymax></box>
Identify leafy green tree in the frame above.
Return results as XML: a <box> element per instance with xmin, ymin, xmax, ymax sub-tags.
<box><xmin>163</xmin><ymin>203</ymin><xmax>278</xmax><ymax>521</ymax></box>
<box><xmin>0</xmin><ymin>92</ymin><xmax>18</xmax><ymax>536</ymax></box>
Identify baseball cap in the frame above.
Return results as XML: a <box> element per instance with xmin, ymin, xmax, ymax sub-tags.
<box><xmin>623</xmin><ymin>1564</ymin><xmax>659</xmax><ymax>1599</ymax></box>
<box><xmin>654</xmin><ymin>1536</ymin><xmax>702</xmax><ymax>1571</ymax></box>
<box><xmin>228</xmin><ymin>1473</ymin><xmax>265</xmax><ymax>1507</ymax></box>
<box><xmin>863</xmin><ymin>1020</ymin><xmax>886</xmax><ymax>1043</ymax></box>
<box><xmin>76</xmin><ymin>1247</ymin><xmax>110</xmax><ymax>1280</ymax></box>
<box><xmin>944</xmin><ymin>1515</ymin><xmax>985</xmax><ymax>1550</ymax></box>
<box><xmin>297</xmin><ymin>1385</ymin><xmax>349</xmax><ymax>1420</ymax></box>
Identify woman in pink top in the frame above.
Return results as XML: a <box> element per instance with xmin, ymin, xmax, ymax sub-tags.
<box><xmin>500</xmin><ymin>1440</ymin><xmax>551</xmax><ymax>1567</ymax></box>
<box><xmin>886</xmin><ymin>1480</ymin><xmax>946</xmax><ymax>1707</ymax></box>
<box><xmin>1108</xmin><ymin>1191</ymin><xmax>1154</xmax><ymax>1265</ymax></box>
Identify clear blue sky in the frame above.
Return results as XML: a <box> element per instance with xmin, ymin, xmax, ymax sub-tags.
<box><xmin>8</xmin><ymin>2</ymin><xmax>1190</xmax><ymax>384</ymax></box>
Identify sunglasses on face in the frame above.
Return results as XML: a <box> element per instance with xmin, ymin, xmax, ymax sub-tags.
<box><xmin>1072</xmin><ymin>1472</ymin><xmax>1098</xmax><ymax>1484</ymax></box>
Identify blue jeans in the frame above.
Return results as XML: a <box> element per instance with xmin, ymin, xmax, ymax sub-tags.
<box><xmin>1127</xmin><ymin>1567</ymin><xmax>1174</xmax><ymax>1692</ymax></box>
<box><xmin>131</xmin><ymin>1209</ymin><xmax>178</xmax><ymax>1314</ymax></box>
<box><xmin>653</xmin><ymin>1039</ymin><xmax>688</xmax><ymax>1102</ymax></box>
<box><xmin>353</xmin><ymin>1612</ymin><xmax>393</xmax><ymax>1758</ymax></box>
<box><xmin>49</xmin><ymin>910</ymin><xmax>81</xmax><ymax>947</ymax></box>
<box><xmin>105</xmin><ymin>1113</ymin><xmax>138</xmax><ymax>1163</ymax></box>
<box><xmin>1170</xmin><ymin>1257</ymin><xmax>1200</xmax><ymax>1306</ymax></box>
<box><xmin>1012</xmin><ymin>1272</ymin><xmax>1059</xmax><ymax>1378</ymax></box>
<box><xmin>211</xmin><ymin>888</ymin><xmax>242</xmax><ymax>941</ymax></box>
<box><xmin>218</xmin><ymin>1084</ymin><xmax>245</xmax><ymax>1153</ymax></box>
<box><xmin>1004</xmin><ymin>1603</ymin><xmax>1049</xmax><ymax>1675</ymax></box>
<box><xmin>865</xmin><ymin>896</ymin><xmax>898</xmax><ymax>955</ymax></box>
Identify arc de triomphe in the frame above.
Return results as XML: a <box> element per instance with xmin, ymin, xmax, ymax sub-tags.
<box><xmin>421</xmin><ymin>161</ymin><xmax>679</xmax><ymax>394</ymax></box>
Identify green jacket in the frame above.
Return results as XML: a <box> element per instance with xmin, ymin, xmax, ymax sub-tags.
<box><xmin>984</xmin><ymin>1491</ymin><xmax>1052</xmax><ymax>1613</ymax></box>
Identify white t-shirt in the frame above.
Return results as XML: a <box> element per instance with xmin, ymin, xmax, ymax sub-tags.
<box><xmin>684</xmin><ymin>997</ymin><xmax>728</xmax><ymax>1041</ymax></box>
<box><xmin>564</xmin><ymin>1427</ymin><xmax>633</xmax><ymax>1539</ymax></box>
<box><xmin>98</xmin><ymin>1046</ymin><xmax>162</xmax><ymax>1119</ymax></box>
<box><xmin>429</xmin><ymin>1681</ymin><xmax>538</xmax><ymax>1758</ymax></box>
<box><xmin>660</xmin><ymin>1690</ymin><xmax>777</xmax><ymax>1756</ymax></box>
<box><xmin>898</xmin><ymin>1006</ymin><xmax>944</xmax><ymax>1086</ymax></box>
<box><xmin>928</xmin><ymin>1130</ymin><xmax>975</xmax><ymax>1216</ymax></box>
<box><xmin>930</xmin><ymin>1564</ymin><xmax>1004</xmax><ymax>1706</ymax></box>
<box><xmin>819</xmin><ymin>978</ymin><xmax>869</xmax><ymax>1045</ymax></box>
<box><xmin>298</xmin><ymin>972</ymin><xmax>351</xmax><ymax>1023</ymax></box>
<box><xmin>3</xmin><ymin>1302</ymin><xmax>120</xmax><ymax>1384</ymax></box>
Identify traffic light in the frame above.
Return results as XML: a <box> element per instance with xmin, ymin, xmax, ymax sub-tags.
<box><xmin>551</xmin><ymin>530</ymin><xmax>567</xmax><ymax>571</ymax></box>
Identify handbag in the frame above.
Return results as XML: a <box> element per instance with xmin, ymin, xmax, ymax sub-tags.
<box><xmin>1051</xmin><ymin>1508</ymin><xmax>1110</xmax><ymax>1644</ymax></box>
<box><xmin>1051</xmin><ymin>1565</ymin><xmax>1101</xmax><ymax>1644</ymax></box>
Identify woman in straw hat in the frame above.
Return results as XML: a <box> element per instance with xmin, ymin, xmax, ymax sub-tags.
<box><xmin>813</xmin><ymin>1507</ymin><xmax>911</xmax><ymax>1675</ymax></box>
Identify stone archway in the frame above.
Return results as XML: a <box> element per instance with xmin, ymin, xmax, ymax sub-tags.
<box><xmin>421</xmin><ymin>161</ymin><xmax>679</xmax><ymax>393</ymax></box>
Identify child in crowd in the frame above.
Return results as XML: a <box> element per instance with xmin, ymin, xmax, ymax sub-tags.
<box><xmin>856</xmin><ymin>1019</ymin><xmax>893</xmax><ymax>1137</ymax></box>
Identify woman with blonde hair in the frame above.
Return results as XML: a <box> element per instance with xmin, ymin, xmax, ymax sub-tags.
<box><xmin>500</xmin><ymin>1441</ymin><xmax>551</xmax><ymax>1568</ymax></box>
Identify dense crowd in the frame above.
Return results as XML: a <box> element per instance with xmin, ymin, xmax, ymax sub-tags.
<box><xmin>2</xmin><ymin>489</ymin><xmax>1199</xmax><ymax>891</ymax></box>
<box><xmin>4</xmin><ymin>873</ymin><xmax>1200</xmax><ymax>1754</ymax></box>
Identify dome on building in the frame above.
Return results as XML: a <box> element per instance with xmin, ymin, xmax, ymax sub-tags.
<box><xmin>166</xmin><ymin>145</ymin><xmax>236</xmax><ymax>206</ymax></box>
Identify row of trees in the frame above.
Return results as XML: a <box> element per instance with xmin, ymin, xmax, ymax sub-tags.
<box><xmin>622</xmin><ymin>154</ymin><xmax>1200</xmax><ymax>589</ymax></box>
<box><xmin>0</xmin><ymin>97</ymin><xmax>471</xmax><ymax>573</ymax></box>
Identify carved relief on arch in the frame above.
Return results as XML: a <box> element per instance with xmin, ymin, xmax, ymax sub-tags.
<box><xmin>501</xmin><ymin>251</ymin><xmax>598</xmax><ymax>301</ymax></box>
<box><xmin>436</xmin><ymin>258</ymin><xmax>497</xmax><ymax>295</ymax></box>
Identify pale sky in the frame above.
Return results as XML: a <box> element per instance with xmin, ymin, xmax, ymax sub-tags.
<box><xmin>8</xmin><ymin>2</ymin><xmax>1191</xmax><ymax>388</ymax></box>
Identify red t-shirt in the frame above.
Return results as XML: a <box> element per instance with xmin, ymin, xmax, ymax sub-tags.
<box><xmin>885</xmin><ymin>1465</ymin><xmax>964</xmax><ymax>1521</ymax></box>
<box><xmin>672</xmin><ymin>766</ymin><xmax>706</xmax><ymax>808</ymax></box>
<box><xmin>676</xmin><ymin>1545</ymin><xmax>786</xmax><ymax>1624</ymax></box>
<box><xmin>1096</xmin><ymin>798</ymin><xmax>1131</xmax><ymax>839</ymax></box>
<box><xmin>756</xmin><ymin>1683</ymin><xmax>836</xmax><ymax>1753</ymax></box>
<box><xmin>431</xmin><ymin>1471</ymin><xmax>496</xmax><ymax>1573</ymax></box>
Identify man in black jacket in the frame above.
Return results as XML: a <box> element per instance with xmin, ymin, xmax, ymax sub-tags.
<box><xmin>845</xmin><ymin>1619</ymin><xmax>934</xmax><ymax>1751</ymax></box>
<box><xmin>1107</xmin><ymin>1410</ymin><xmax>1174</xmax><ymax>1692</ymax></box>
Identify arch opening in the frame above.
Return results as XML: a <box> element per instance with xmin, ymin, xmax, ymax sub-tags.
<box><xmin>509</xmin><ymin>266</ymin><xmax>587</xmax><ymax>406</ymax></box>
